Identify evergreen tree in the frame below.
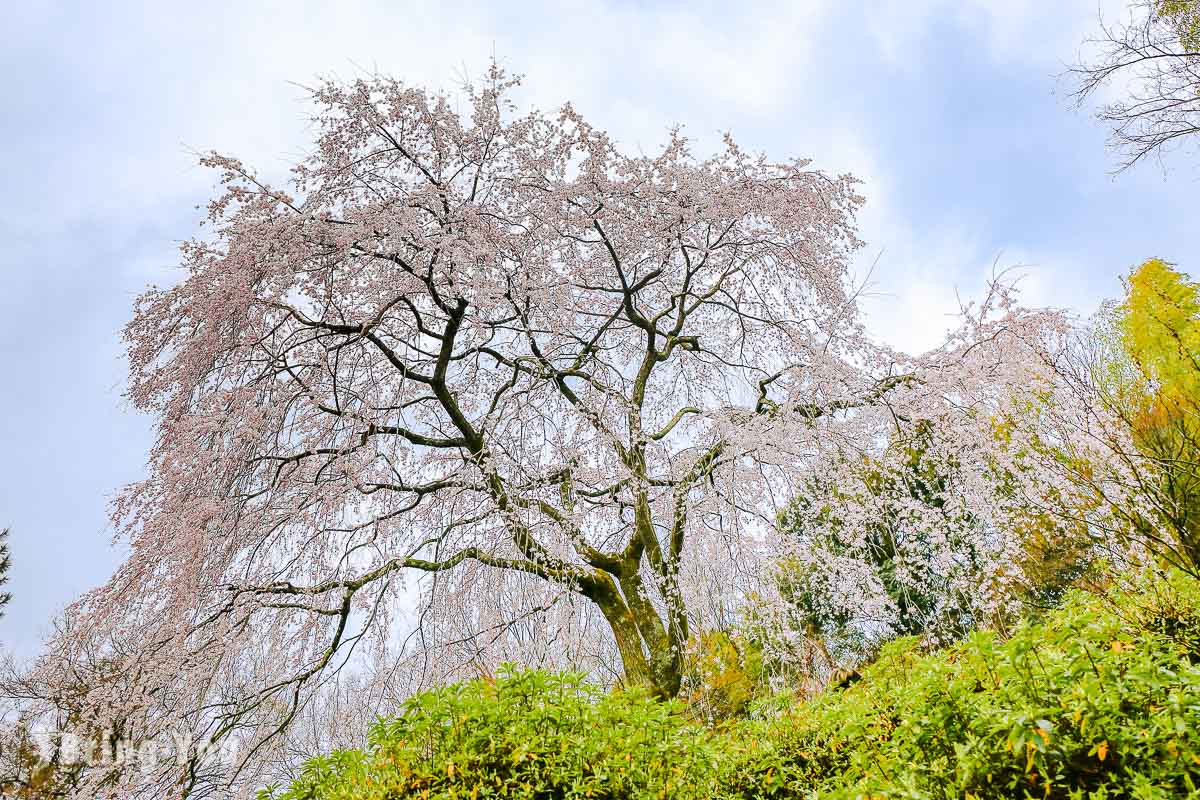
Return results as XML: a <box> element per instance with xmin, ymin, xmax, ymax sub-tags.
<box><xmin>0</xmin><ymin>528</ymin><xmax>11</xmax><ymax>619</ymax></box>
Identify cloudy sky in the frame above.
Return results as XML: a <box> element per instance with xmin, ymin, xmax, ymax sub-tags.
<box><xmin>1</xmin><ymin>0</ymin><xmax>1196</xmax><ymax>656</ymax></box>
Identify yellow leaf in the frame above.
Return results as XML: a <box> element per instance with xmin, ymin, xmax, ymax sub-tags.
<box><xmin>1097</xmin><ymin>741</ymin><xmax>1109</xmax><ymax>762</ymax></box>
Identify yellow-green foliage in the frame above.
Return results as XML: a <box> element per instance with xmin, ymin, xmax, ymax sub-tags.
<box><xmin>1157</xmin><ymin>0</ymin><xmax>1200</xmax><ymax>51</ymax></box>
<box><xmin>262</xmin><ymin>573</ymin><xmax>1200</xmax><ymax>799</ymax></box>
<box><xmin>1113</xmin><ymin>258</ymin><xmax>1200</xmax><ymax>569</ymax></box>
<box><xmin>681</xmin><ymin>630</ymin><xmax>768</xmax><ymax>722</ymax></box>
<box><xmin>1119</xmin><ymin>258</ymin><xmax>1200</xmax><ymax>413</ymax></box>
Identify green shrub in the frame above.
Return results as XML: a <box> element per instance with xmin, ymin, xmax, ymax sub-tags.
<box><xmin>258</xmin><ymin>669</ymin><xmax>722</xmax><ymax>800</ymax></box>
<box><xmin>725</xmin><ymin>571</ymin><xmax>1200</xmax><ymax>798</ymax></box>
<box><xmin>264</xmin><ymin>573</ymin><xmax>1200</xmax><ymax>799</ymax></box>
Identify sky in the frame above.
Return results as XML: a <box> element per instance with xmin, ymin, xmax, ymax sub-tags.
<box><xmin>1</xmin><ymin>0</ymin><xmax>1196</xmax><ymax>657</ymax></box>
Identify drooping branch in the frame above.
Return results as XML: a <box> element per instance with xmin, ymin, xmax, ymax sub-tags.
<box><xmin>32</xmin><ymin>68</ymin><xmax>904</xmax><ymax>799</ymax></box>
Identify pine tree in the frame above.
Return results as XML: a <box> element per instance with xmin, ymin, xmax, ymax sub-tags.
<box><xmin>0</xmin><ymin>528</ymin><xmax>11</xmax><ymax>618</ymax></box>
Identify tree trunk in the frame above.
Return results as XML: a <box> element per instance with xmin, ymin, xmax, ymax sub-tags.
<box><xmin>588</xmin><ymin>574</ymin><xmax>682</xmax><ymax>699</ymax></box>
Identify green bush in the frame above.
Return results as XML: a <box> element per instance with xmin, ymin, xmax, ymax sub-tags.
<box><xmin>258</xmin><ymin>669</ymin><xmax>723</xmax><ymax>800</ymax></box>
<box><xmin>726</xmin><ymin>571</ymin><xmax>1200</xmax><ymax>799</ymax></box>
<box><xmin>264</xmin><ymin>573</ymin><xmax>1200</xmax><ymax>800</ymax></box>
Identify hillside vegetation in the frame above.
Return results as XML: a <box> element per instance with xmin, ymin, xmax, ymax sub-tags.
<box><xmin>261</xmin><ymin>572</ymin><xmax>1200</xmax><ymax>799</ymax></box>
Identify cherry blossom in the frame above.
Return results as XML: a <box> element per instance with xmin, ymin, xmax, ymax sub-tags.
<box><xmin>14</xmin><ymin>69</ymin><xmax>1109</xmax><ymax>798</ymax></box>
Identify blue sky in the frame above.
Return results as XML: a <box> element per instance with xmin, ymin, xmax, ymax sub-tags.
<box><xmin>1</xmin><ymin>0</ymin><xmax>1195</xmax><ymax>656</ymax></box>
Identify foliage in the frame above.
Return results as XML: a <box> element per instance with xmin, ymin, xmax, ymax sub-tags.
<box><xmin>1159</xmin><ymin>0</ymin><xmax>1200</xmax><ymax>50</ymax></box>
<box><xmin>258</xmin><ymin>669</ymin><xmax>723</xmax><ymax>800</ymax></box>
<box><xmin>679</xmin><ymin>629</ymin><xmax>770</xmax><ymax>723</ymax></box>
<box><xmin>1118</xmin><ymin>258</ymin><xmax>1200</xmax><ymax>408</ymax></box>
<box><xmin>1082</xmin><ymin>258</ymin><xmax>1200</xmax><ymax>573</ymax></box>
<box><xmin>1117</xmin><ymin>259</ymin><xmax>1200</xmax><ymax>570</ymax></box>
<box><xmin>990</xmin><ymin>259</ymin><xmax>1200</xmax><ymax>592</ymax></box>
<box><xmin>724</xmin><ymin>570</ymin><xmax>1200</xmax><ymax>798</ymax></box>
<box><xmin>265</xmin><ymin>573</ymin><xmax>1200</xmax><ymax>799</ymax></box>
